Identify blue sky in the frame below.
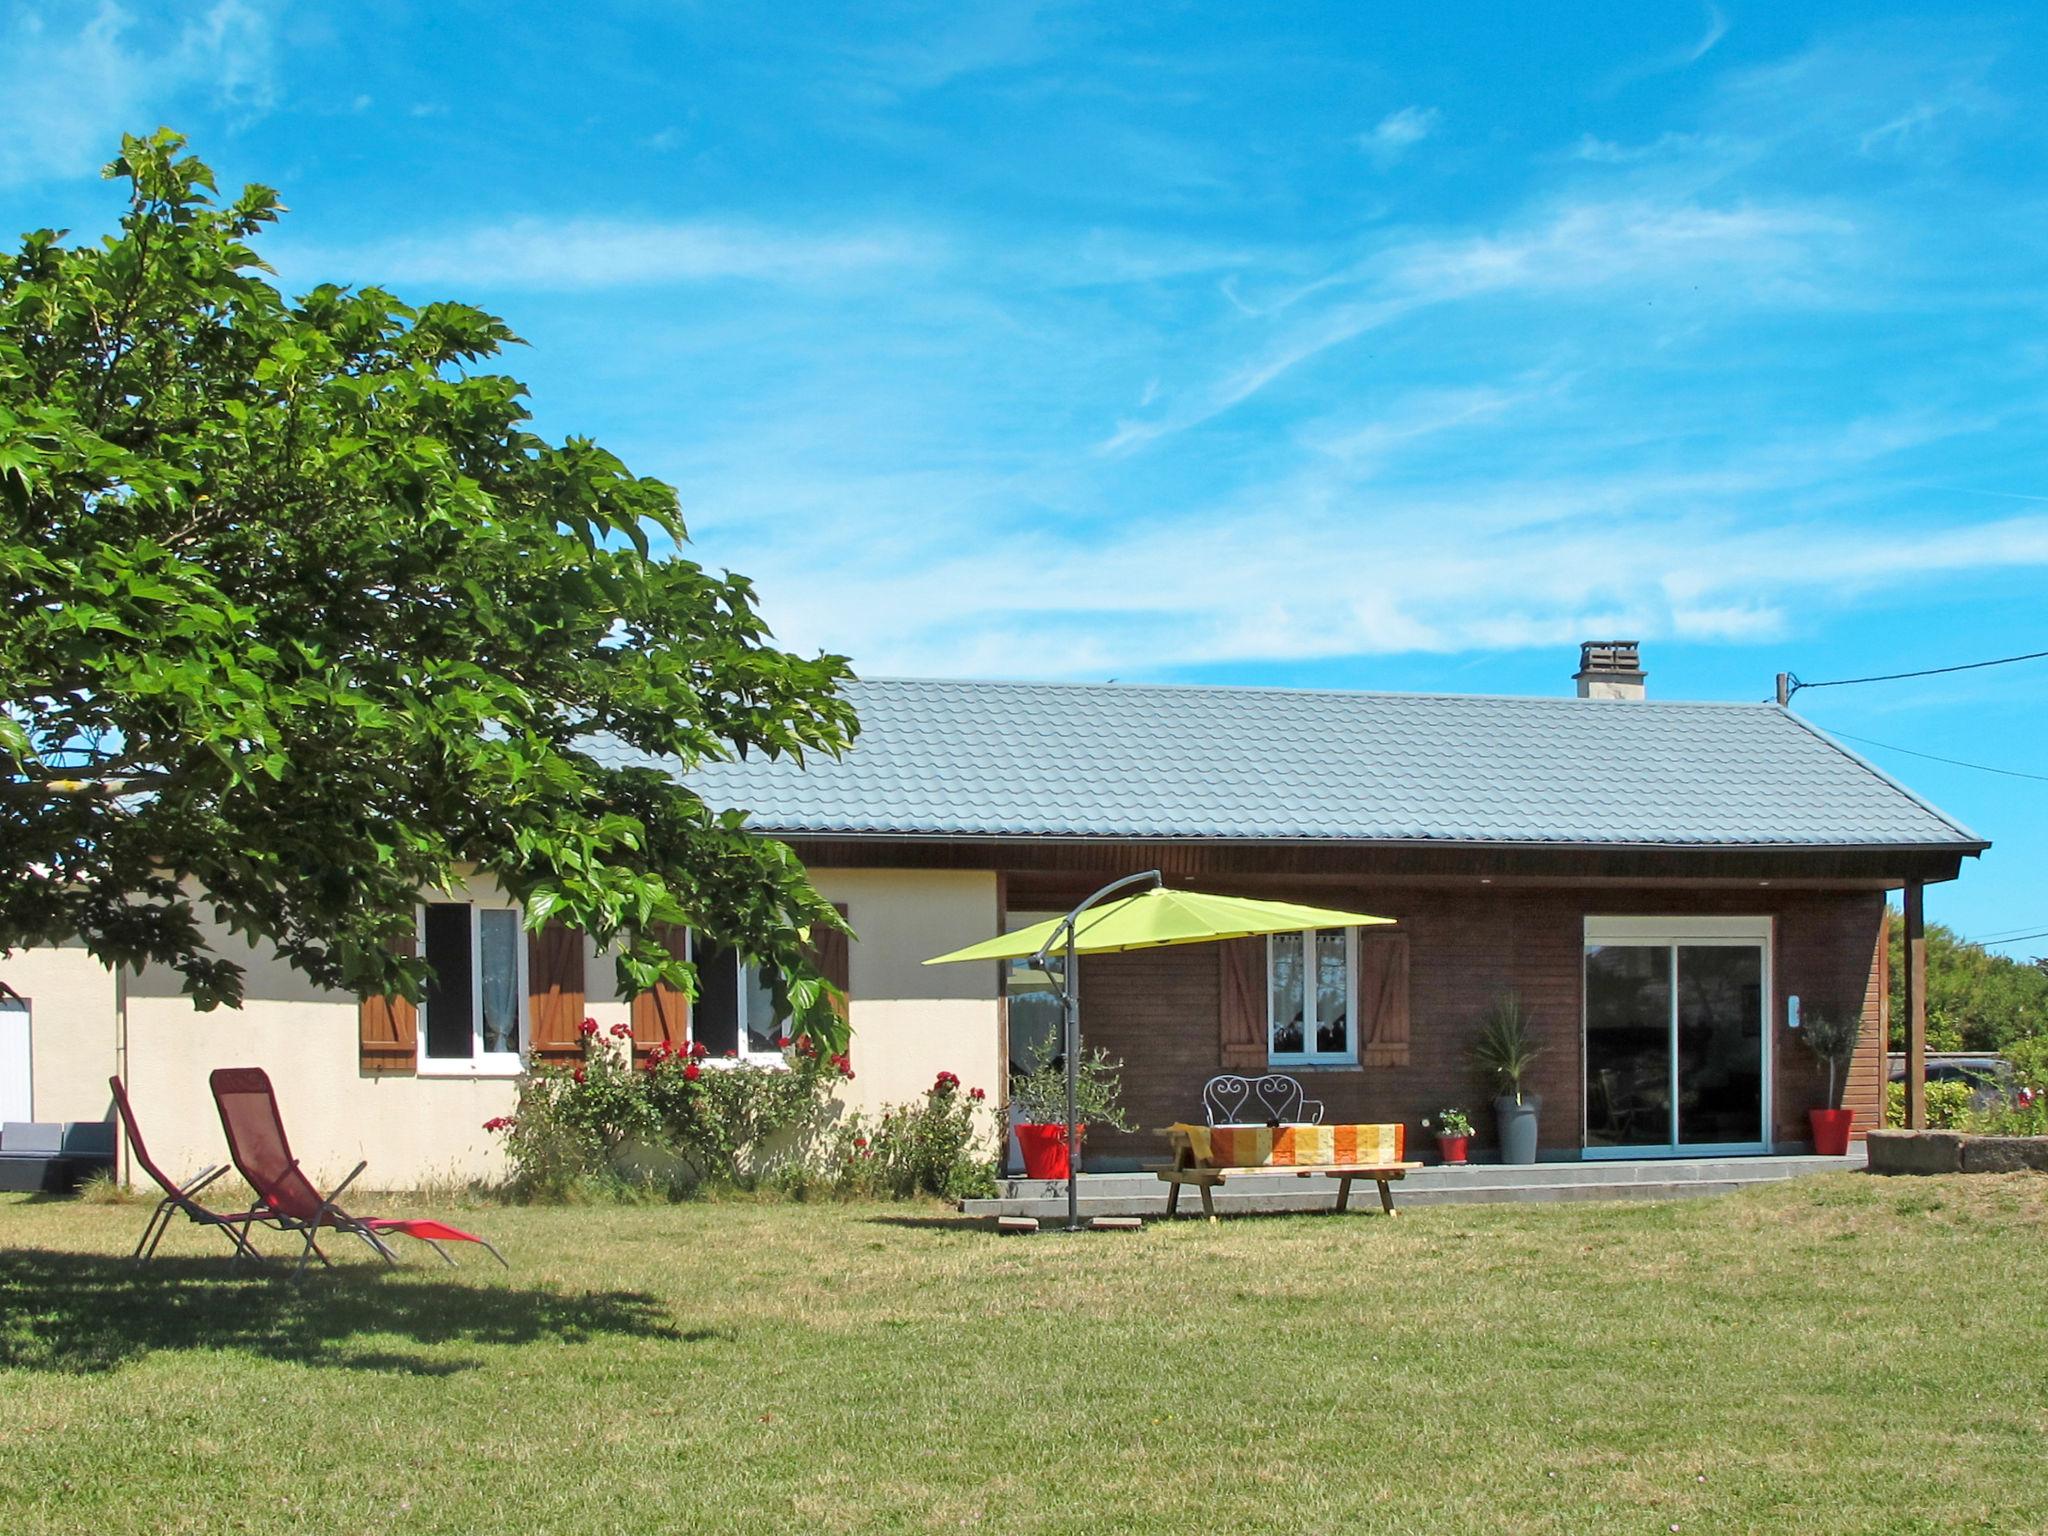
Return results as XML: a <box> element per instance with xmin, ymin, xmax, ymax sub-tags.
<box><xmin>5</xmin><ymin>2</ymin><xmax>2047</xmax><ymax>952</ymax></box>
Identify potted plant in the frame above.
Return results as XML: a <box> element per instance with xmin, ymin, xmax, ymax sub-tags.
<box><xmin>1472</xmin><ymin>991</ymin><xmax>1543</xmax><ymax>1164</ymax></box>
<box><xmin>1422</xmin><ymin>1107</ymin><xmax>1473</xmax><ymax>1165</ymax></box>
<box><xmin>1006</xmin><ymin>1049</ymin><xmax>1133</xmax><ymax>1179</ymax></box>
<box><xmin>1799</xmin><ymin>1006</ymin><xmax>1862</xmax><ymax>1156</ymax></box>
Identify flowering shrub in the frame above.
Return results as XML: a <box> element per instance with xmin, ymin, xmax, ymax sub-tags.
<box><xmin>487</xmin><ymin>1018</ymin><xmax>997</xmax><ymax>1201</ymax></box>
<box><xmin>826</xmin><ymin>1070</ymin><xmax>999</xmax><ymax>1201</ymax></box>
<box><xmin>489</xmin><ymin>1019</ymin><xmax>843</xmax><ymax>1197</ymax></box>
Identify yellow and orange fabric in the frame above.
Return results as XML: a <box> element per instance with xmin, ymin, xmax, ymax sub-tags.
<box><xmin>1170</xmin><ymin>1122</ymin><xmax>1405</xmax><ymax>1168</ymax></box>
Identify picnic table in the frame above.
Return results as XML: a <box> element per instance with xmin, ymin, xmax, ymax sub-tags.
<box><xmin>1155</xmin><ymin>1122</ymin><xmax>1421</xmax><ymax>1221</ymax></box>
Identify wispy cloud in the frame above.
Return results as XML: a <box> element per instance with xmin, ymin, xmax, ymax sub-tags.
<box><xmin>1354</xmin><ymin>106</ymin><xmax>1440</xmax><ymax>169</ymax></box>
<box><xmin>1606</xmin><ymin>3</ymin><xmax>1730</xmax><ymax>90</ymax></box>
<box><xmin>0</xmin><ymin>1</ymin><xmax>280</xmax><ymax>187</ymax></box>
<box><xmin>1099</xmin><ymin>193</ymin><xmax>1852</xmax><ymax>453</ymax></box>
<box><xmin>295</xmin><ymin>218</ymin><xmax>937</xmax><ymax>292</ymax></box>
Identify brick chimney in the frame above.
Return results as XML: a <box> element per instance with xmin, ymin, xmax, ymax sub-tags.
<box><xmin>1574</xmin><ymin>640</ymin><xmax>1646</xmax><ymax>700</ymax></box>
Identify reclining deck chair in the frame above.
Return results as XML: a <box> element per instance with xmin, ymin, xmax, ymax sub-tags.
<box><xmin>110</xmin><ymin>1075</ymin><xmax>277</xmax><ymax>1265</ymax></box>
<box><xmin>209</xmin><ymin>1067</ymin><xmax>506</xmax><ymax>1278</ymax></box>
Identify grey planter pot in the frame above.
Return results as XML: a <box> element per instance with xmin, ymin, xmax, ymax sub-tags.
<box><xmin>1494</xmin><ymin>1093</ymin><xmax>1542</xmax><ymax>1164</ymax></box>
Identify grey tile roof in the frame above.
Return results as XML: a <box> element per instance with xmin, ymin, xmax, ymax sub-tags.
<box><xmin>585</xmin><ymin>678</ymin><xmax>1985</xmax><ymax>849</ymax></box>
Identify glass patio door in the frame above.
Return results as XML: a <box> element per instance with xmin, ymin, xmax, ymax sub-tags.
<box><xmin>1584</xmin><ymin>919</ymin><xmax>1769</xmax><ymax>1156</ymax></box>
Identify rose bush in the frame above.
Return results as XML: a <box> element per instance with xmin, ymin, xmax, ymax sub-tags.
<box><xmin>490</xmin><ymin>1019</ymin><xmax>846</xmax><ymax>1198</ymax></box>
<box><xmin>823</xmin><ymin>1069</ymin><xmax>999</xmax><ymax>1201</ymax></box>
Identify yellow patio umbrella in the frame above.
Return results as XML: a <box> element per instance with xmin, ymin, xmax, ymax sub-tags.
<box><xmin>924</xmin><ymin>886</ymin><xmax>1392</xmax><ymax>966</ymax></box>
<box><xmin>925</xmin><ymin>873</ymin><xmax>1393</xmax><ymax>1230</ymax></box>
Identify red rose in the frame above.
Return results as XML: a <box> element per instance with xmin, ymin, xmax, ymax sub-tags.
<box><xmin>577</xmin><ymin>1018</ymin><xmax>600</xmax><ymax>1038</ymax></box>
<box><xmin>608</xmin><ymin>1022</ymin><xmax>632</xmax><ymax>1040</ymax></box>
<box><xmin>572</xmin><ymin>1066</ymin><xmax>586</xmax><ymax>1084</ymax></box>
<box><xmin>482</xmin><ymin>1115</ymin><xmax>515</xmax><ymax>1132</ymax></box>
<box><xmin>969</xmin><ymin>1087</ymin><xmax>986</xmax><ymax>1102</ymax></box>
<box><xmin>723</xmin><ymin>1049</ymin><xmax>737</xmax><ymax>1059</ymax></box>
<box><xmin>689</xmin><ymin>1041</ymin><xmax>709</xmax><ymax>1060</ymax></box>
<box><xmin>777</xmin><ymin>1035</ymin><xmax>793</xmax><ymax>1049</ymax></box>
<box><xmin>683</xmin><ymin>1062</ymin><xmax>701</xmax><ymax>1082</ymax></box>
<box><xmin>853</xmin><ymin>1136</ymin><xmax>868</xmax><ymax>1150</ymax></box>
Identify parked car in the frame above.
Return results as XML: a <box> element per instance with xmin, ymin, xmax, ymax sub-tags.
<box><xmin>1887</xmin><ymin>1053</ymin><xmax>2014</xmax><ymax>1111</ymax></box>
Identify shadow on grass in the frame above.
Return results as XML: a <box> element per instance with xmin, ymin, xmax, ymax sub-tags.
<box><xmin>859</xmin><ymin>1213</ymin><xmax>992</xmax><ymax>1233</ymax></box>
<box><xmin>0</xmin><ymin>1248</ymin><xmax>689</xmax><ymax>1376</ymax></box>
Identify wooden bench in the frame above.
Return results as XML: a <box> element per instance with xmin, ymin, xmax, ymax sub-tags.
<box><xmin>1154</xmin><ymin>1127</ymin><xmax>1420</xmax><ymax>1221</ymax></box>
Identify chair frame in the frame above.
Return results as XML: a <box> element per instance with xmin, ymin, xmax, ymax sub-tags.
<box><xmin>209</xmin><ymin>1068</ymin><xmax>504</xmax><ymax>1278</ymax></box>
<box><xmin>1201</xmin><ymin>1072</ymin><xmax>1326</xmax><ymax>1127</ymax></box>
<box><xmin>109</xmin><ymin>1075</ymin><xmax>275</xmax><ymax>1267</ymax></box>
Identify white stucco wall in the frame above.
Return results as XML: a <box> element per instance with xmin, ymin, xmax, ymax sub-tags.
<box><xmin>812</xmin><ymin>867</ymin><xmax>1003</xmax><ymax>1116</ymax></box>
<box><xmin>0</xmin><ymin>939</ymin><xmax>119</xmax><ymax>1124</ymax></box>
<box><xmin>12</xmin><ymin>866</ymin><xmax>1001</xmax><ymax>1189</ymax></box>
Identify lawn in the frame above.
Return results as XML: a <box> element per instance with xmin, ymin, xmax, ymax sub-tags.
<box><xmin>2</xmin><ymin>1175</ymin><xmax>2045</xmax><ymax>1535</ymax></box>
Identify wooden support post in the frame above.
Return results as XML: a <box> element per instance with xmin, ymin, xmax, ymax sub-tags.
<box><xmin>1903</xmin><ymin>880</ymin><xmax>1928</xmax><ymax>1131</ymax></box>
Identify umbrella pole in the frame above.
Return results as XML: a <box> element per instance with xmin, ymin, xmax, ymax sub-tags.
<box><xmin>1065</xmin><ymin>929</ymin><xmax>1080</xmax><ymax>1233</ymax></box>
<box><xmin>1029</xmin><ymin>869</ymin><xmax>1162</xmax><ymax>1235</ymax></box>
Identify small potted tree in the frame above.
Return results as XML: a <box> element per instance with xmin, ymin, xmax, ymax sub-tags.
<box><xmin>1472</xmin><ymin>992</ymin><xmax>1543</xmax><ymax>1164</ymax></box>
<box><xmin>1422</xmin><ymin>1107</ymin><xmax>1474</xmax><ymax>1165</ymax></box>
<box><xmin>1799</xmin><ymin>1006</ymin><xmax>1862</xmax><ymax>1156</ymax></box>
<box><xmin>1006</xmin><ymin>1049</ymin><xmax>1133</xmax><ymax>1179</ymax></box>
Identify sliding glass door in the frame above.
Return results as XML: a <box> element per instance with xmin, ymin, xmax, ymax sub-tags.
<box><xmin>1584</xmin><ymin>919</ymin><xmax>1769</xmax><ymax>1156</ymax></box>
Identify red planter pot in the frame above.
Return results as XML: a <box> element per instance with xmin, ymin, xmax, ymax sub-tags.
<box><xmin>1810</xmin><ymin>1107</ymin><xmax>1855</xmax><ymax>1156</ymax></box>
<box><xmin>1436</xmin><ymin>1134</ymin><xmax>1470</xmax><ymax>1166</ymax></box>
<box><xmin>1016</xmin><ymin>1122</ymin><xmax>1080</xmax><ymax>1180</ymax></box>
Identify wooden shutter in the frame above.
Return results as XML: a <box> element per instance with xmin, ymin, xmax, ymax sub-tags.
<box><xmin>358</xmin><ymin>929</ymin><xmax>418</xmax><ymax>1075</ymax></box>
<box><xmin>806</xmin><ymin>903</ymin><xmax>852</xmax><ymax>1022</ymax></box>
<box><xmin>630</xmin><ymin>923</ymin><xmax>691</xmax><ymax>1051</ymax></box>
<box><xmin>1217</xmin><ymin>936</ymin><xmax>1267</xmax><ymax>1071</ymax></box>
<box><xmin>1360</xmin><ymin>930</ymin><xmax>1411</xmax><ymax>1067</ymax></box>
<box><xmin>528</xmin><ymin>920</ymin><xmax>587</xmax><ymax>1064</ymax></box>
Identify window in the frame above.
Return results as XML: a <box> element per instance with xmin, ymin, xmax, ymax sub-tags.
<box><xmin>418</xmin><ymin>902</ymin><xmax>524</xmax><ymax>1074</ymax></box>
<box><xmin>1268</xmin><ymin>927</ymin><xmax>1356</xmax><ymax>1065</ymax></box>
<box><xmin>690</xmin><ymin>935</ymin><xmax>791</xmax><ymax>1063</ymax></box>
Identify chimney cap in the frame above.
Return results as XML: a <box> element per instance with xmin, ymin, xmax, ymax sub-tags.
<box><xmin>1574</xmin><ymin>639</ymin><xmax>1646</xmax><ymax>699</ymax></box>
<box><xmin>1577</xmin><ymin>640</ymin><xmax>1642</xmax><ymax>675</ymax></box>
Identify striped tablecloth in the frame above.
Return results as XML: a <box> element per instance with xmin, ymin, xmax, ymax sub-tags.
<box><xmin>1169</xmin><ymin>1122</ymin><xmax>1405</xmax><ymax>1168</ymax></box>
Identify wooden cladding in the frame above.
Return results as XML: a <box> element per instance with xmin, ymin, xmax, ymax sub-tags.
<box><xmin>527</xmin><ymin>920</ymin><xmax>587</xmax><ymax>1063</ymax></box>
<box><xmin>629</xmin><ymin>923</ymin><xmax>690</xmax><ymax>1050</ymax></box>
<box><xmin>357</xmin><ymin>930</ymin><xmax>418</xmax><ymax>1075</ymax></box>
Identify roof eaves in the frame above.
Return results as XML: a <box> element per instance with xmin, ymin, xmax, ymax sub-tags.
<box><xmin>1773</xmin><ymin>708</ymin><xmax>1989</xmax><ymax>851</ymax></box>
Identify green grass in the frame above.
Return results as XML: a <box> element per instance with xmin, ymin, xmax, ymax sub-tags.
<box><xmin>2</xmin><ymin>1175</ymin><xmax>2046</xmax><ymax>1534</ymax></box>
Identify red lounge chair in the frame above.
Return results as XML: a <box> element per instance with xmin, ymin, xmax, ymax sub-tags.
<box><xmin>109</xmin><ymin>1074</ymin><xmax>275</xmax><ymax>1266</ymax></box>
<box><xmin>208</xmin><ymin>1067</ymin><xmax>506</xmax><ymax>1278</ymax></box>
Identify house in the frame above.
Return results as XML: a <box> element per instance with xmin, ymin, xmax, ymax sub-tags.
<box><xmin>0</xmin><ymin>643</ymin><xmax>1982</xmax><ymax>1185</ymax></box>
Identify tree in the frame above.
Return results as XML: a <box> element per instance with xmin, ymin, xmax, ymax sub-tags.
<box><xmin>0</xmin><ymin>129</ymin><xmax>857</xmax><ymax>1040</ymax></box>
<box><xmin>1887</xmin><ymin>920</ymin><xmax>2048</xmax><ymax>1052</ymax></box>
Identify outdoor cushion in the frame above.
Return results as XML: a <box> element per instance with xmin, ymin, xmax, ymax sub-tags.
<box><xmin>1170</xmin><ymin>1121</ymin><xmax>1406</xmax><ymax>1168</ymax></box>
<box><xmin>1</xmin><ymin>1122</ymin><xmax>63</xmax><ymax>1154</ymax></box>
<box><xmin>60</xmin><ymin>1121</ymin><xmax>116</xmax><ymax>1157</ymax></box>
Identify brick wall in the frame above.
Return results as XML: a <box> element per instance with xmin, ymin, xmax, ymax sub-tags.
<box><xmin>1066</xmin><ymin>884</ymin><xmax>1889</xmax><ymax>1165</ymax></box>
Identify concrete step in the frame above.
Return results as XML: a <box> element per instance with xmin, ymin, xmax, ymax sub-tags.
<box><xmin>960</xmin><ymin>1152</ymin><xmax>1864</xmax><ymax>1220</ymax></box>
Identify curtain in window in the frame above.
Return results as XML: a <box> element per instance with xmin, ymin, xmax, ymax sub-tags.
<box><xmin>479</xmin><ymin>909</ymin><xmax>520</xmax><ymax>1054</ymax></box>
<box><xmin>1269</xmin><ymin>932</ymin><xmax>1304</xmax><ymax>1055</ymax></box>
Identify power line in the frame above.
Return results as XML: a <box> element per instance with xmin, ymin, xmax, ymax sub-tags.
<box><xmin>1786</xmin><ymin>645</ymin><xmax>2048</xmax><ymax>697</ymax></box>
<box><xmin>1823</xmin><ymin>726</ymin><xmax>2048</xmax><ymax>784</ymax></box>
<box><xmin>1975</xmin><ymin>928</ymin><xmax>2048</xmax><ymax>949</ymax></box>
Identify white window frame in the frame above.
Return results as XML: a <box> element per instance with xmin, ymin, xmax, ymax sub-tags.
<box><xmin>1266</xmin><ymin>927</ymin><xmax>1360</xmax><ymax>1068</ymax></box>
<box><xmin>1581</xmin><ymin>915</ymin><xmax>1773</xmax><ymax>1158</ymax></box>
<box><xmin>687</xmin><ymin>930</ymin><xmax>792</xmax><ymax>1069</ymax></box>
<box><xmin>415</xmin><ymin>900</ymin><xmax>528</xmax><ymax>1078</ymax></box>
